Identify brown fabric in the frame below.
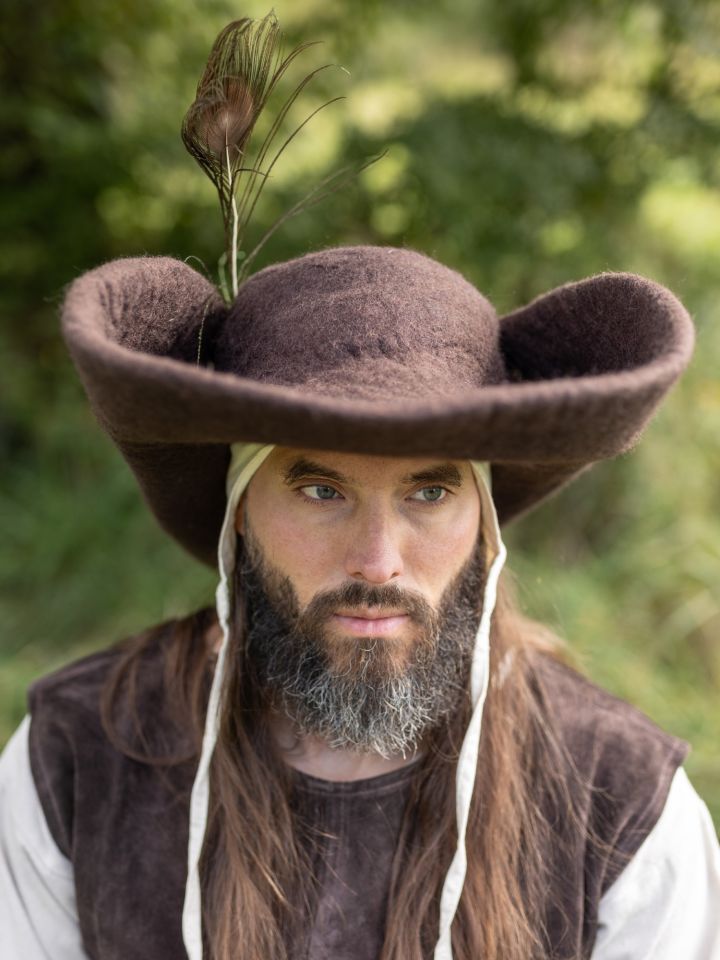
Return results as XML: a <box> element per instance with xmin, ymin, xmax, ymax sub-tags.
<box><xmin>27</xmin><ymin>637</ymin><xmax>687</xmax><ymax>960</ymax></box>
<box><xmin>292</xmin><ymin>762</ymin><xmax>421</xmax><ymax>960</ymax></box>
<box><xmin>60</xmin><ymin>246</ymin><xmax>695</xmax><ymax>566</ymax></box>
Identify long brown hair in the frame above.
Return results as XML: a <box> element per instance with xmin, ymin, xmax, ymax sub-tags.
<box><xmin>101</xmin><ymin>562</ymin><xmax>580</xmax><ymax>960</ymax></box>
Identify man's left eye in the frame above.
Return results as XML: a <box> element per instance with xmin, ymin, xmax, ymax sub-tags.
<box><xmin>410</xmin><ymin>486</ymin><xmax>447</xmax><ymax>503</ymax></box>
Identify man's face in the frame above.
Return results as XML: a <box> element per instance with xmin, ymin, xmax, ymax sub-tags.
<box><xmin>236</xmin><ymin>447</ymin><xmax>484</xmax><ymax>755</ymax></box>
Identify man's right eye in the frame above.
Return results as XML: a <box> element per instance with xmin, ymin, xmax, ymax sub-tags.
<box><xmin>299</xmin><ymin>484</ymin><xmax>340</xmax><ymax>501</ymax></box>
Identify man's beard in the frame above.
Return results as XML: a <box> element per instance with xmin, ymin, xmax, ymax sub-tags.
<box><xmin>236</xmin><ymin>524</ymin><xmax>486</xmax><ymax>759</ymax></box>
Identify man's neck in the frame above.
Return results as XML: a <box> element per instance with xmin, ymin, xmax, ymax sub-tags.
<box><xmin>269</xmin><ymin>710</ymin><xmax>422</xmax><ymax>782</ymax></box>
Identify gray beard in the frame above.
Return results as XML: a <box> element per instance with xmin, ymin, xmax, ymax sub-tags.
<box><xmin>236</xmin><ymin>524</ymin><xmax>485</xmax><ymax>758</ymax></box>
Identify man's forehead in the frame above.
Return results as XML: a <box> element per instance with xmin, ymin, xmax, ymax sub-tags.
<box><xmin>269</xmin><ymin>447</ymin><xmax>470</xmax><ymax>487</ymax></box>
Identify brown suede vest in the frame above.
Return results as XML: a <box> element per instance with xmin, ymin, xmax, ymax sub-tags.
<box><xmin>27</xmin><ymin>640</ymin><xmax>687</xmax><ymax>960</ymax></box>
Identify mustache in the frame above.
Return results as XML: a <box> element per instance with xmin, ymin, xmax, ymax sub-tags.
<box><xmin>300</xmin><ymin>580</ymin><xmax>436</xmax><ymax>628</ymax></box>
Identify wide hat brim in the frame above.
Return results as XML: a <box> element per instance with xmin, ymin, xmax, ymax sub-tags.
<box><xmin>61</xmin><ymin>253</ymin><xmax>694</xmax><ymax>567</ymax></box>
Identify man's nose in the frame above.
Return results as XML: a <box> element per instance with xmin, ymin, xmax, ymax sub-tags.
<box><xmin>344</xmin><ymin>509</ymin><xmax>404</xmax><ymax>584</ymax></box>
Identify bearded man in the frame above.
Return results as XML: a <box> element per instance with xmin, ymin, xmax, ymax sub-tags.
<box><xmin>1</xmin><ymin>245</ymin><xmax>719</xmax><ymax>960</ymax></box>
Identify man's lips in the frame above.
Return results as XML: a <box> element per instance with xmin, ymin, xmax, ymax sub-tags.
<box><xmin>331</xmin><ymin>610</ymin><xmax>410</xmax><ymax>637</ymax></box>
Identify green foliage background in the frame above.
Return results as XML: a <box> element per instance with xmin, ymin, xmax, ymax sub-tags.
<box><xmin>1</xmin><ymin>0</ymin><xmax>719</xmax><ymax>830</ymax></box>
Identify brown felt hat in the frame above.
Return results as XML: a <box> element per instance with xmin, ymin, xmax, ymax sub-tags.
<box><xmin>61</xmin><ymin>244</ymin><xmax>694</xmax><ymax>567</ymax></box>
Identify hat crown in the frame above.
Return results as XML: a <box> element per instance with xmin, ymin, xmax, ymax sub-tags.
<box><xmin>215</xmin><ymin>245</ymin><xmax>506</xmax><ymax>401</ymax></box>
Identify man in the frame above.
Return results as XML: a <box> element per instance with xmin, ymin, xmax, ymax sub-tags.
<box><xmin>1</xmin><ymin>244</ymin><xmax>719</xmax><ymax>960</ymax></box>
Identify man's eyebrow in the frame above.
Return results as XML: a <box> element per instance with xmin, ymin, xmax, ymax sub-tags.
<box><xmin>281</xmin><ymin>458</ymin><xmax>464</xmax><ymax>488</ymax></box>
<box><xmin>400</xmin><ymin>464</ymin><xmax>463</xmax><ymax>487</ymax></box>
<box><xmin>281</xmin><ymin>458</ymin><xmax>351</xmax><ymax>486</ymax></box>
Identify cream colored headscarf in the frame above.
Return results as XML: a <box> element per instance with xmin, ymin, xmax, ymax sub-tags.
<box><xmin>182</xmin><ymin>443</ymin><xmax>507</xmax><ymax>960</ymax></box>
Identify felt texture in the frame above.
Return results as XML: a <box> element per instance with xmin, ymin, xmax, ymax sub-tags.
<box><xmin>60</xmin><ymin>246</ymin><xmax>695</xmax><ymax>566</ymax></box>
<box><xmin>28</xmin><ymin>640</ymin><xmax>687</xmax><ymax>960</ymax></box>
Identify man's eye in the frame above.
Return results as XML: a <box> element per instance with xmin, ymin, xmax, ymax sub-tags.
<box><xmin>300</xmin><ymin>484</ymin><xmax>340</xmax><ymax>501</ymax></box>
<box><xmin>410</xmin><ymin>486</ymin><xmax>448</xmax><ymax>503</ymax></box>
